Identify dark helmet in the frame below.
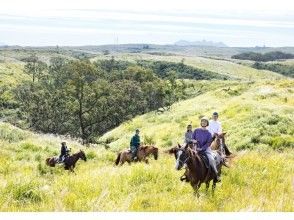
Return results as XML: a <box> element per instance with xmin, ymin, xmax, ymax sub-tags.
<box><xmin>213</xmin><ymin>112</ymin><xmax>219</xmax><ymax>116</ymax></box>
<box><xmin>135</xmin><ymin>129</ymin><xmax>140</xmax><ymax>132</ymax></box>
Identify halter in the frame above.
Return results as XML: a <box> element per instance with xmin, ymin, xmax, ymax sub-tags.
<box><xmin>175</xmin><ymin>149</ymin><xmax>191</xmax><ymax>170</ymax></box>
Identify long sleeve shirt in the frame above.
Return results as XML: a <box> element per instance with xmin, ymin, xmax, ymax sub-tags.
<box><xmin>192</xmin><ymin>128</ymin><xmax>212</xmax><ymax>152</ymax></box>
<box><xmin>60</xmin><ymin>145</ymin><xmax>69</xmax><ymax>156</ymax></box>
<box><xmin>130</xmin><ymin>134</ymin><xmax>140</xmax><ymax>148</ymax></box>
<box><xmin>208</xmin><ymin>120</ymin><xmax>222</xmax><ymax>136</ymax></box>
<box><xmin>184</xmin><ymin>131</ymin><xmax>193</xmax><ymax>143</ymax></box>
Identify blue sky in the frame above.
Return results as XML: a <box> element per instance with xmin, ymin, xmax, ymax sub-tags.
<box><xmin>0</xmin><ymin>0</ymin><xmax>293</xmax><ymax>47</ymax></box>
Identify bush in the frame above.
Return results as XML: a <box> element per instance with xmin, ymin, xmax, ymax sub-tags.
<box><xmin>0</xmin><ymin>123</ymin><xmax>30</xmax><ymax>142</ymax></box>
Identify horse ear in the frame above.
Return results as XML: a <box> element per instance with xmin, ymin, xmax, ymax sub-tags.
<box><xmin>166</xmin><ymin>147</ymin><xmax>177</xmax><ymax>154</ymax></box>
<box><xmin>222</xmin><ymin>132</ymin><xmax>227</xmax><ymax>136</ymax></box>
<box><xmin>177</xmin><ymin>143</ymin><xmax>182</xmax><ymax>148</ymax></box>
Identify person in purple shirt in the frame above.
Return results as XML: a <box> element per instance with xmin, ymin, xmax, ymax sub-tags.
<box><xmin>192</xmin><ymin>117</ymin><xmax>221</xmax><ymax>182</ymax></box>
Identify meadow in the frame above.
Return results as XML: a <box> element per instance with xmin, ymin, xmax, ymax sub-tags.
<box><xmin>0</xmin><ymin>48</ymin><xmax>293</xmax><ymax>211</ymax></box>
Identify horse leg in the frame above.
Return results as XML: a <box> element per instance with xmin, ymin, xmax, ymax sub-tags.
<box><xmin>144</xmin><ymin>158</ymin><xmax>149</xmax><ymax>164</ymax></box>
<box><xmin>212</xmin><ymin>180</ymin><xmax>216</xmax><ymax>196</ymax></box>
<box><xmin>193</xmin><ymin>182</ymin><xmax>201</xmax><ymax>197</ymax></box>
<box><xmin>120</xmin><ymin>159</ymin><xmax>126</xmax><ymax>166</ymax></box>
<box><xmin>205</xmin><ymin>182</ymin><xmax>210</xmax><ymax>194</ymax></box>
<box><xmin>70</xmin><ymin>166</ymin><xmax>75</xmax><ymax>173</ymax></box>
<box><xmin>193</xmin><ymin>188</ymin><xmax>200</xmax><ymax>198</ymax></box>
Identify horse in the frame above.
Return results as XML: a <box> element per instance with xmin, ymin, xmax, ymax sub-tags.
<box><xmin>46</xmin><ymin>150</ymin><xmax>87</xmax><ymax>172</ymax></box>
<box><xmin>115</xmin><ymin>145</ymin><xmax>158</xmax><ymax>166</ymax></box>
<box><xmin>210</xmin><ymin>132</ymin><xmax>233</xmax><ymax>157</ymax></box>
<box><xmin>168</xmin><ymin>143</ymin><xmax>225</xmax><ymax>196</ymax></box>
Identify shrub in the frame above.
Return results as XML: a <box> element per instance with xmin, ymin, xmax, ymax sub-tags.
<box><xmin>0</xmin><ymin>123</ymin><xmax>30</xmax><ymax>142</ymax></box>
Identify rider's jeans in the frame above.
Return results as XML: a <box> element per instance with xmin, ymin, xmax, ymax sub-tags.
<box><xmin>205</xmin><ymin>147</ymin><xmax>218</xmax><ymax>175</ymax></box>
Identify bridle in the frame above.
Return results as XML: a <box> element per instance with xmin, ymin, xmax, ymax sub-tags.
<box><xmin>176</xmin><ymin>149</ymin><xmax>191</xmax><ymax>170</ymax></box>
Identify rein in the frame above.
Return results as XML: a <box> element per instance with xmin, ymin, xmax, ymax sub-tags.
<box><xmin>176</xmin><ymin>149</ymin><xmax>191</xmax><ymax>170</ymax></box>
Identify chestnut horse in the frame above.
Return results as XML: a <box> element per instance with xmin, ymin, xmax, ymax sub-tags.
<box><xmin>115</xmin><ymin>145</ymin><xmax>158</xmax><ymax>165</ymax></box>
<box><xmin>211</xmin><ymin>132</ymin><xmax>233</xmax><ymax>157</ymax></box>
<box><xmin>46</xmin><ymin>150</ymin><xmax>87</xmax><ymax>172</ymax></box>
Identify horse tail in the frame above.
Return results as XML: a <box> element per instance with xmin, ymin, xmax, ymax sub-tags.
<box><xmin>115</xmin><ymin>152</ymin><xmax>121</xmax><ymax>165</ymax></box>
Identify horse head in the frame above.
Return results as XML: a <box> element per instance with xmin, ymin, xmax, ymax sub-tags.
<box><xmin>151</xmin><ymin>146</ymin><xmax>159</xmax><ymax>160</ymax></box>
<box><xmin>78</xmin><ymin>150</ymin><xmax>87</xmax><ymax>161</ymax></box>
<box><xmin>211</xmin><ymin>133</ymin><xmax>227</xmax><ymax>155</ymax></box>
<box><xmin>174</xmin><ymin>147</ymin><xmax>190</xmax><ymax>171</ymax></box>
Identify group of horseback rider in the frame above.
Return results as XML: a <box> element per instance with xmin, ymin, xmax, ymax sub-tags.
<box><xmin>57</xmin><ymin>111</ymin><xmax>231</xmax><ymax>180</ymax></box>
<box><xmin>129</xmin><ymin>111</ymin><xmax>231</xmax><ymax>182</ymax></box>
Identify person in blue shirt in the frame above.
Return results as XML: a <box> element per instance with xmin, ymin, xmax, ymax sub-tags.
<box><xmin>130</xmin><ymin>129</ymin><xmax>141</xmax><ymax>160</ymax></box>
<box><xmin>192</xmin><ymin>117</ymin><xmax>221</xmax><ymax>182</ymax></box>
<box><xmin>184</xmin><ymin>124</ymin><xmax>193</xmax><ymax>145</ymax></box>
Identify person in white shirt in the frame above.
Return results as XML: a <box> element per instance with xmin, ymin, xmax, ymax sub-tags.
<box><xmin>208</xmin><ymin>112</ymin><xmax>222</xmax><ymax>135</ymax></box>
<box><xmin>209</xmin><ymin>112</ymin><xmax>232</xmax><ymax>156</ymax></box>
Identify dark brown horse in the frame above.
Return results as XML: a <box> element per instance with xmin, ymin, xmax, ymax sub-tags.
<box><xmin>115</xmin><ymin>145</ymin><xmax>158</xmax><ymax>165</ymax></box>
<box><xmin>169</xmin><ymin>144</ymin><xmax>225</xmax><ymax>196</ymax></box>
<box><xmin>46</xmin><ymin>150</ymin><xmax>87</xmax><ymax>172</ymax></box>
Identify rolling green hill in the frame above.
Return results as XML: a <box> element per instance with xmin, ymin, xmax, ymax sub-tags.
<box><xmin>0</xmin><ymin>48</ymin><xmax>293</xmax><ymax>211</ymax></box>
<box><xmin>0</xmin><ymin>78</ymin><xmax>293</xmax><ymax>211</ymax></box>
<box><xmin>93</xmin><ymin>53</ymin><xmax>284</xmax><ymax>80</ymax></box>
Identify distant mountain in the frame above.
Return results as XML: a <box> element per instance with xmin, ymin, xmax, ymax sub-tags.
<box><xmin>174</xmin><ymin>40</ymin><xmax>227</xmax><ymax>47</ymax></box>
<box><xmin>0</xmin><ymin>42</ymin><xmax>7</xmax><ymax>47</ymax></box>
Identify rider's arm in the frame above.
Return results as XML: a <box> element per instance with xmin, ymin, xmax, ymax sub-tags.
<box><xmin>203</xmin><ymin>132</ymin><xmax>213</xmax><ymax>150</ymax></box>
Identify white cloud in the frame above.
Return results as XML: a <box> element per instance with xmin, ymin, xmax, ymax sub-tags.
<box><xmin>0</xmin><ymin>0</ymin><xmax>293</xmax><ymax>46</ymax></box>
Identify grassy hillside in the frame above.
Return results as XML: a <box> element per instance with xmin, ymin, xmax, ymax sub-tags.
<box><xmin>100</xmin><ymin>79</ymin><xmax>294</xmax><ymax>151</ymax></box>
<box><xmin>0</xmin><ymin>78</ymin><xmax>293</xmax><ymax>211</ymax></box>
<box><xmin>93</xmin><ymin>53</ymin><xmax>284</xmax><ymax>80</ymax></box>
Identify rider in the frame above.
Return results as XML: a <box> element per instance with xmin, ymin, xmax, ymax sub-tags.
<box><xmin>184</xmin><ymin>124</ymin><xmax>193</xmax><ymax>145</ymax></box>
<box><xmin>59</xmin><ymin>141</ymin><xmax>70</xmax><ymax>163</ymax></box>
<box><xmin>208</xmin><ymin>112</ymin><xmax>232</xmax><ymax>156</ymax></box>
<box><xmin>130</xmin><ymin>129</ymin><xmax>141</xmax><ymax>160</ymax></box>
<box><xmin>192</xmin><ymin>117</ymin><xmax>221</xmax><ymax>182</ymax></box>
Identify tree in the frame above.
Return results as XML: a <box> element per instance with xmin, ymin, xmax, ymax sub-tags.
<box><xmin>24</xmin><ymin>54</ymin><xmax>47</xmax><ymax>82</ymax></box>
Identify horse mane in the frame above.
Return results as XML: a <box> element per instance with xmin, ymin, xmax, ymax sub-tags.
<box><xmin>186</xmin><ymin>148</ymin><xmax>208</xmax><ymax>178</ymax></box>
<box><xmin>140</xmin><ymin>146</ymin><xmax>148</xmax><ymax>151</ymax></box>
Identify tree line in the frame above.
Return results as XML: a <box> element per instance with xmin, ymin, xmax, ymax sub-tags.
<box><xmin>232</xmin><ymin>51</ymin><xmax>294</xmax><ymax>62</ymax></box>
<box><xmin>252</xmin><ymin>62</ymin><xmax>294</xmax><ymax>78</ymax></box>
<box><xmin>15</xmin><ymin>55</ymin><xmax>190</xmax><ymax>144</ymax></box>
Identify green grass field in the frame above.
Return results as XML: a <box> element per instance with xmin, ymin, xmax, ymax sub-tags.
<box><xmin>0</xmin><ymin>50</ymin><xmax>293</xmax><ymax>211</ymax></box>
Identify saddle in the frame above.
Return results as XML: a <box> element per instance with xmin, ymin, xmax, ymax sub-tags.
<box><xmin>198</xmin><ymin>151</ymin><xmax>210</xmax><ymax>169</ymax></box>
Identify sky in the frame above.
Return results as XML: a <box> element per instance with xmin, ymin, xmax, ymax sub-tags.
<box><xmin>0</xmin><ymin>0</ymin><xmax>293</xmax><ymax>47</ymax></box>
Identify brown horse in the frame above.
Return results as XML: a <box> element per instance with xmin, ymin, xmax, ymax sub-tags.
<box><xmin>169</xmin><ymin>144</ymin><xmax>225</xmax><ymax>196</ymax></box>
<box><xmin>115</xmin><ymin>145</ymin><xmax>158</xmax><ymax>165</ymax></box>
<box><xmin>211</xmin><ymin>133</ymin><xmax>233</xmax><ymax>157</ymax></box>
<box><xmin>46</xmin><ymin>150</ymin><xmax>87</xmax><ymax>172</ymax></box>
